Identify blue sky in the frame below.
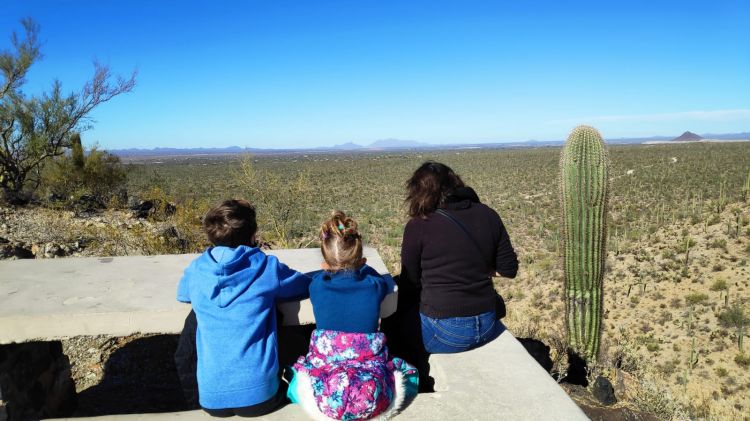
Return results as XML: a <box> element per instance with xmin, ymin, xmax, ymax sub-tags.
<box><xmin>2</xmin><ymin>1</ymin><xmax>749</xmax><ymax>149</ymax></box>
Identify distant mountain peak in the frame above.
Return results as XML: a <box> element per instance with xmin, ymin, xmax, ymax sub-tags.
<box><xmin>331</xmin><ymin>142</ymin><xmax>363</xmax><ymax>150</ymax></box>
<box><xmin>672</xmin><ymin>131</ymin><xmax>703</xmax><ymax>141</ymax></box>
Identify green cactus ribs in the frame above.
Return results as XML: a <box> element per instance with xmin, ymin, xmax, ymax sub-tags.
<box><xmin>559</xmin><ymin>125</ymin><xmax>609</xmax><ymax>363</ymax></box>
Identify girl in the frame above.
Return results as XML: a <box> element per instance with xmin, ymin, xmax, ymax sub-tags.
<box><xmin>288</xmin><ymin>211</ymin><xmax>419</xmax><ymax>420</ymax></box>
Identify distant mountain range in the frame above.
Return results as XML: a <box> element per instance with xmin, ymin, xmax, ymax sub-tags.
<box><xmin>110</xmin><ymin>132</ymin><xmax>750</xmax><ymax>157</ymax></box>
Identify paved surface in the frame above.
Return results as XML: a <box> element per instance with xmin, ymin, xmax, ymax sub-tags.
<box><xmin>0</xmin><ymin>248</ymin><xmax>396</xmax><ymax>344</ymax></box>
<box><xmin>52</xmin><ymin>332</ymin><xmax>588</xmax><ymax>420</ymax></box>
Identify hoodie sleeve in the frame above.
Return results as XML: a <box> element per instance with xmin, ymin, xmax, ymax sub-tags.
<box><xmin>377</xmin><ymin>274</ymin><xmax>397</xmax><ymax>301</ymax></box>
<box><xmin>361</xmin><ymin>265</ymin><xmax>396</xmax><ymax>301</ymax></box>
<box><xmin>274</xmin><ymin>260</ymin><xmax>313</xmax><ymax>301</ymax></box>
<box><xmin>176</xmin><ymin>273</ymin><xmax>191</xmax><ymax>303</ymax></box>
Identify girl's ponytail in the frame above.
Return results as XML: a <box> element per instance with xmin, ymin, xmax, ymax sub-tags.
<box><xmin>320</xmin><ymin>210</ymin><xmax>363</xmax><ymax>271</ymax></box>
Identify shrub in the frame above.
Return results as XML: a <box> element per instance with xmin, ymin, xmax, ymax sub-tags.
<box><xmin>708</xmin><ymin>238</ymin><xmax>728</xmax><ymax>251</ymax></box>
<box><xmin>685</xmin><ymin>292</ymin><xmax>709</xmax><ymax>307</ymax></box>
<box><xmin>41</xmin><ymin>138</ymin><xmax>127</xmax><ymax>209</ymax></box>
<box><xmin>734</xmin><ymin>353</ymin><xmax>750</xmax><ymax>368</ymax></box>
<box><xmin>719</xmin><ymin>302</ymin><xmax>749</xmax><ymax>352</ymax></box>
<box><xmin>238</xmin><ymin>156</ymin><xmax>316</xmax><ymax>248</ymax></box>
<box><xmin>710</xmin><ymin>279</ymin><xmax>728</xmax><ymax>292</ymax></box>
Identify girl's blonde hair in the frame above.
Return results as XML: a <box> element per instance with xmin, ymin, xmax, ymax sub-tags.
<box><xmin>320</xmin><ymin>210</ymin><xmax>362</xmax><ymax>271</ymax></box>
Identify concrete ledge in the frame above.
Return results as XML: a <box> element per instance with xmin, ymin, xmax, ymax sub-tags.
<box><xmin>0</xmin><ymin>248</ymin><xmax>396</xmax><ymax>344</ymax></box>
<box><xmin>50</xmin><ymin>332</ymin><xmax>588</xmax><ymax>420</ymax></box>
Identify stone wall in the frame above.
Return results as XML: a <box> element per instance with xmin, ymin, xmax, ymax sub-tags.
<box><xmin>0</xmin><ymin>341</ymin><xmax>77</xmax><ymax>420</ymax></box>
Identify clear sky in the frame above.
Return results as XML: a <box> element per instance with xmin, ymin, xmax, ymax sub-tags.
<box><xmin>2</xmin><ymin>0</ymin><xmax>749</xmax><ymax>149</ymax></box>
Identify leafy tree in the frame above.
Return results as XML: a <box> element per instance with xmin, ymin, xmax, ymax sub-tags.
<box><xmin>0</xmin><ymin>18</ymin><xmax>135</xmax><ymax>204</ymax></box>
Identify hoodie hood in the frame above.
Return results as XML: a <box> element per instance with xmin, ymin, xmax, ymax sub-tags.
<box><xmin>190</xmin><ymin>245</ymin><xmax>267</xmax><ymax>308</ymax></box>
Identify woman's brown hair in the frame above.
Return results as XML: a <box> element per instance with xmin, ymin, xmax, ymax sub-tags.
<box><xmin>405</xmin><ymin>161</ymin><xmax>465</xmax><ymax>218</ymax></box>
<box><xmin>203</xmin><ymin>199</ymin><xmax>257</xmax><ymax>247</ymax></box>
<box><xmin>320</xmin><ymin>210</ymin><xmax>363</xmax><ymax>271</ymax></box>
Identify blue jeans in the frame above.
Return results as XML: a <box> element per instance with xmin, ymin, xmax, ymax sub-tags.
<box><xmin>420</xmin><ymin>311</ymin><xmax>505</xmax><ymax>354</ymax></box>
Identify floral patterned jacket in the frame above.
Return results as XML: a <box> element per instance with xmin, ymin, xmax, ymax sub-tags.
<box><xmin>291</xmin><ymin>329</ymin><xmax>418</xmax><ymax>421</ymax></box>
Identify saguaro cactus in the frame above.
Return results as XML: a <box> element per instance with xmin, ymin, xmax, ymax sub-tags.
<box><xmin>70</xmin><ymin>132</ymin><xmax>85</xmax><ymax>170</ymax></box>
<box><xmin>559</xmin><ymin>125</ymin><xmax>609</xmax><ymax>362</ymax></box>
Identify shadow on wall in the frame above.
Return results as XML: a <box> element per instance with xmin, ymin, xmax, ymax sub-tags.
<box><xmin>74</xmin><ymin>335</ymin><xmax>189</xmax><ymax>416</ymax></box>
<box><xmin>0</xmin><ymin>341</ymin><xmax>77</xmax><ymax>420</ymax></box>
<box><xmin>73</xmin><ymin>324</ymin><xmax>315</xmax><ymax>417</ymax></box>
<box><xmin>516</xmin><ymin>337</ymin><xmax>554</xmax><ymax>374</ymax></box>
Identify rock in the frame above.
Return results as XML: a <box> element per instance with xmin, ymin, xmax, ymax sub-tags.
<box><xmin>47</xmin><ymin>193</ymin><xmax>65</xmax><ymax>203</ymax></box>
<box><xmin>0</xmin><ymin>242</ymin><xmax>34</xmax><ymax>260</ymax></box>
<box><xmin>131</xmin><ymin>200</ymin><xmax>154</xmax><ymax>219</ymax></box>
<box><xmin>44</xmin><ymin>243</ymin><xmax>63</xmax><ymax>258</ymax></box>
<box><xmin>127</xmin><ymin>195</ymin><xmax>141</xmax><ymax>210</ymax></box>
<box><xmin>160</xmin><ymin>226</ymin><xmax>180</xmax><ymax>239</ymax></box>
<box><xmin>73</xmin><ymin>195</ymin><xmax>105</xmax><ymax>216</ymax></box>
<box><xmin>75</xmin><ymin>238</ymin><xmax>91</xmax><ymax>251</ymax></box>
<box><xmin>614</xmin><ymin>369</ymin><xmax>637</xmax><ymax>401</ymax></box>
<box><xmin>131</xmin><ymin>200</ymin><xmax>176</xmax><ymax>220</ymax></box>
<box><xmin>164</xmin><ymin>202</ymin><xmax>177</xmax><ymax>216</ymax></box>
<box><xmin>591</xmin><ymin>375</ymin><xmax>617</xmax><ymax>406</ymax></box>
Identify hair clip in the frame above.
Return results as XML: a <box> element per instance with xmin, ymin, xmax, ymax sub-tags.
<box><xmin>337</xmin><ymin>223</ymin><xmax>345</xmax><ymax>231</ymax></box>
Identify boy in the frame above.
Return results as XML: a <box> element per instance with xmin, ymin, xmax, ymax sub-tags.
<box><xmin>175</xmin><ymin>199</ymin><xmax>311</xmax><ymax>416</ymax></box>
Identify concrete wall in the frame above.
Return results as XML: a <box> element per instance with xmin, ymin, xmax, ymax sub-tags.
<box><xmin>0</xmin><ymin>248</ymin><xmax>396</xmax><ymax>344</ymax></box>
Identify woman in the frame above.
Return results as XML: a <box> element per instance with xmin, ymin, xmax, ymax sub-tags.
<box><xmin>398</xmin><ymin>161</ymin><xmax>518</xmax><ymax>354</ymax></box>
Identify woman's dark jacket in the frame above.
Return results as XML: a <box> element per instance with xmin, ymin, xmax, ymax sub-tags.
<box><xmin>400</xmin><ymin>187</ymin><xmax>518</xmax><ymax>319</ymax></box>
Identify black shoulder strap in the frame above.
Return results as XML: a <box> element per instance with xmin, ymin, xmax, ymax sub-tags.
<box><xmin>435</xmin><ymin>209</ymin><xmax>492</xmax><ymax>268</ymax></box>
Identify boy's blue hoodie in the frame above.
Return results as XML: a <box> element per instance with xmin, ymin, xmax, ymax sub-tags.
<box><xmin>177</xmin><ymin>245</ymin><xmax>310</xmax><ymax>409</ymax></box>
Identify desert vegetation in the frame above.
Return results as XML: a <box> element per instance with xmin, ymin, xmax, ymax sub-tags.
<box><xmin>123</xmin><ymin>141</ymin><xmax>749</xmax><ymax>419</ymax></box>
<box><xmin>2</xmin><ymin>140</ymin><xmax>749</xmax><ymax>419</ymax></box>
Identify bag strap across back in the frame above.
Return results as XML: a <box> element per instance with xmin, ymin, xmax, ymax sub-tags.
<box><xmin>435</xmin><ymin>208</ymin><xmax>506</xmax><ymax>319</ymax></box>
<box><xmin>434</xmin><ymin>208</ymin><xmax>493</xmax><ymax>269</ymax></box>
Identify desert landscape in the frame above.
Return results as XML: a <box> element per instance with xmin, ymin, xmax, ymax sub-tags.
<box><xmin>2</xmin><ymin>2</ymin><xmax>749</xmax><ymax>419</ymax></box>
<box><xmin>2</xmin><ymin>140</ymin><xmax>749</xmax><ymax>419</ymax></box>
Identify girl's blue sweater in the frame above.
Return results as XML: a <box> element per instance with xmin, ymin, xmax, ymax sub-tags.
<box><xmin>177</xmin><ymin>246</ymin><xmax>310</xmax><ymax>409</ymax></box>
<box><xmin>309</xmin><ymin>265</ymin><xmax>396</xmax><ymax>333</ymax></box>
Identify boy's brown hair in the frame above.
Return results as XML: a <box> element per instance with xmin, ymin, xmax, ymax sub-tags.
<box><xmin>320</xmin><ymin>210</ymin><xmax>362</xmax><ymax>271</ymax></box>
<box><xmin>203</xmin><ymin>199</ymin><xmax>257</xmax><ymax>247</ymax></box>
